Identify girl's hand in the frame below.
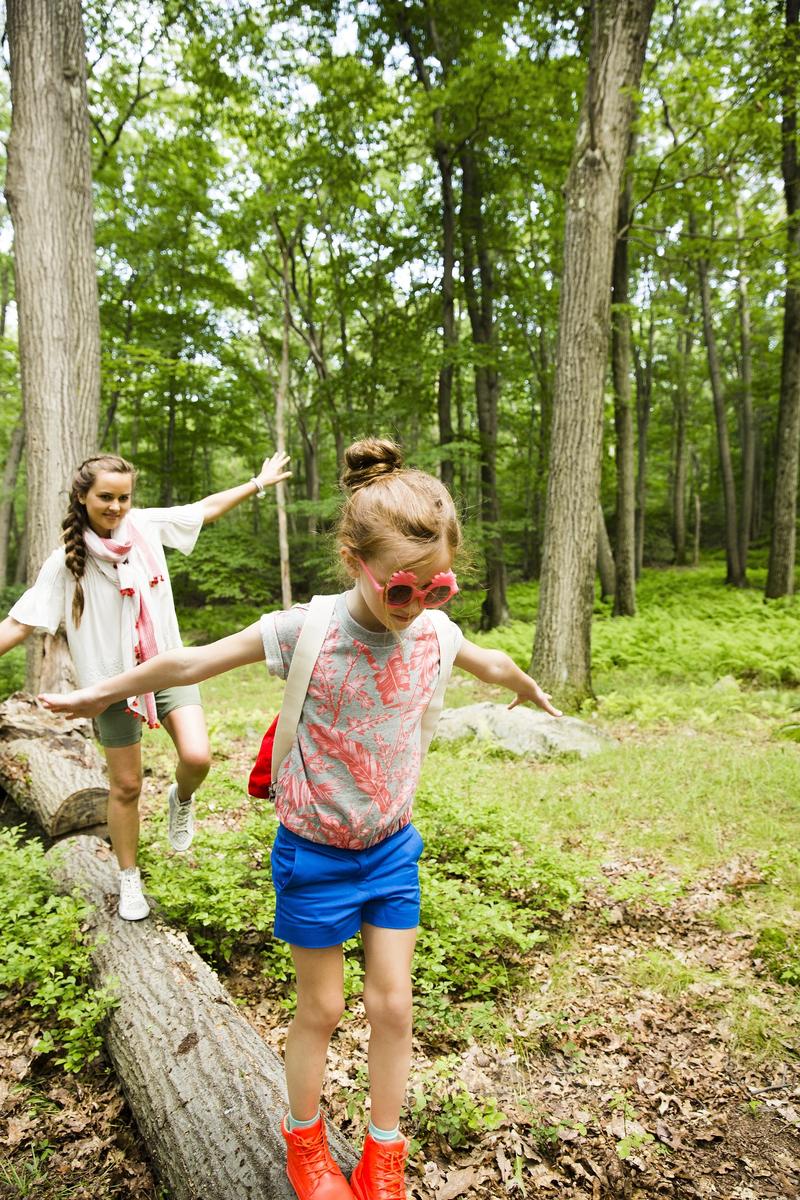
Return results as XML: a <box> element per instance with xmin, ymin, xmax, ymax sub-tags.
<box><xmin>255</xmin><ymin>450</ymin><xmax>292</xmax><ymax>490</ymax></box>
<box><xmin>508</xmin><ymin>681</ymin><xmax>562</xmax><ymax>718</ymax></box>
<box><xmin>38</xmin><ymin>687</ymin><xmax>106</xmax><ymax>719</ymax></box>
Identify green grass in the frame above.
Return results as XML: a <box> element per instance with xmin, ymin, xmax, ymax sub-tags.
<box><xmin>3</xmin><ymin>561</ymin><xmax>800</xmax><ymax>1072</ymax></box>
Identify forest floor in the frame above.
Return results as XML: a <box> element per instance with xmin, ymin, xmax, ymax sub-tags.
<box><xmin>2</xmin><ymin>570</ymin><xmax>800</xmax><ymax>1199</ymax></box>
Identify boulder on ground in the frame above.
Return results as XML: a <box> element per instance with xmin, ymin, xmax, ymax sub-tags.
<box><xmin>435</xmin><ymin>702</ymin><xmax>616</xmax><ymax>759</ymax></box>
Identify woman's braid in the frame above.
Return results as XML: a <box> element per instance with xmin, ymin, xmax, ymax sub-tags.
<box><xmin>62</xmin><ymin>496</ymin><xmax>88</xmax><ymax>626</ymax></box>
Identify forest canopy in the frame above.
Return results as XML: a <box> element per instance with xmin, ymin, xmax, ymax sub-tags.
<box><xmin>0</xmin><ymin>0</ymin><xmax>797</xmax><ymax>623</ymax></box>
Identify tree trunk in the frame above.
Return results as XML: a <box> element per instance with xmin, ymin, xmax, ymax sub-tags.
<box><xmin>459</xmin><ymin>147</ymin><xmax>508</xmax><ymax>630</ymax></box>
<box><xmin>736</xmin><ymin>200</ymin><xmax>755</xmax><ymax>577</ymax></box>
<box><xmin>532</xmin><ymin>327</ymin><xmax>553</xmax><ymax>578</ymax></box>
<box><xmin>691</xmin><ymin>448</ymin><xmax>702</xmax><ymax>567</ymax></box>
<box><xmin>633</xmin><ymin>313</ymin><xmax>653</xmax><ymax>578</ymax></box>
<box><xmin>753</xmin><ymin>414</ymin><xmax>765</xmax><ymax>540</ymax></box>
<box><xmin>612</xmin><ymin>137</ymin><xmax>636</xmax><ymax>616</ymax></box>
<box><xmin>396</xmin><ymin>13</ymin><xmax>457</xmax><ymax>492</ymax></box>
<box><xmin>47</xmin><ymin>835</ymin><xmax>357</xmax><ymax>1200</ymax></box>
<box><xmin>694</xmin><ymin>213</ymin><xmax>745</xmax><ymax>586</ymax></box>
<box><xmin>0</xmin><ymin>693</ymin><xmax>107</xmax><ymax>835</ymax></box>
<box><xmin>533</xmin><ymin>0</ymin><xmax>655</xmax><ymax>705</ymax></box>
<box><xmin>276</xmin><ymin>244</ymin><xmax>293</xmax><ymax>610</ymax></box>
<box><xmin>596</xmin><ymin>504</ymin><xmax>616</xmax><ymax>600</ymax></box>
<box><xmin>672</xmin><ymin>323</ymin><xmax>692</xmax><ymax>565</ymax></box>
<box><xmin>766</xmin><ymin>0</ymin><xmax>800</xmax><ymax>598</ymax></box>
<box><xmin>436</xmin><ymin>144</ymin><xmax>457</xmax><ymax>493</ymax></box>
<box><xmin>5</xmin><ymin>0</ymin><xmax>101</xmax><ymax>690</ymax></box>
<box><xmin>0</xmin><ymin>421</ymin><xmax>25</xmax><ymax>586</ymax></box>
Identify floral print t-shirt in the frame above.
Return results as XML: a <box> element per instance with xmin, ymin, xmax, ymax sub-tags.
<box><xmin>259</xmin><ymin>592</ymin><xmax>462</xmax><ymax>849</ymax></box>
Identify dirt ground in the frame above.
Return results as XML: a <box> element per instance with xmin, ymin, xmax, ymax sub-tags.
<box><xmin>2</xmin><ymin>845</ymin><xmax>798</xmax><ymax>1200</ymax></box>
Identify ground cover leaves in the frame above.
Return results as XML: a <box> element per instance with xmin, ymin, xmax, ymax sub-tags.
<box><xmin>3</xmin><ymin>572</ymin><xmax>800</xmax><ymax>1198</ymax></box>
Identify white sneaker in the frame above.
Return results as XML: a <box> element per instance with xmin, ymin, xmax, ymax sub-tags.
<box><xmin>167</xmin><ymin>783</ymin><xmax>195</xmax><ymax>852</ymax></box>
<box><xmin>118</xmin><ymin>867</ymin><xmax>150</xmax><ymax>921</ymax></box>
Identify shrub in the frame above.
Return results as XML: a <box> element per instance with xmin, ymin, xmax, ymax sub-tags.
<box><xmin>0</xmin><ymin>829</ymin><xmax>118</xmax><ymax>1071</ymax></box>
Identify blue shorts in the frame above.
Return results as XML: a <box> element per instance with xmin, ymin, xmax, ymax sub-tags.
<box><xmin>270</xmin><ymin>822</ymin><xmax>424</xmax><ymax>949</ymax></box>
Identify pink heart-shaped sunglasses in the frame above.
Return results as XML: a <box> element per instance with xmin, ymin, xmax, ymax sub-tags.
<box><xmin>359</xmin><ymin>558</ymin><xmax>458</xmax><ymax>609</ymax></box>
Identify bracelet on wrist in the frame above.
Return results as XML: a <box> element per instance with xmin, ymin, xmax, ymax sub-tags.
<box><xmin>250</xmin><ymin>477</ymin><xmax>266</xmax><ymax>498</ymax></box>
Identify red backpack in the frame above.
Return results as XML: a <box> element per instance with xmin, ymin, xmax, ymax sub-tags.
<box><xmin>248</xmin><ymin>595</ymin><xmax>336</xmax><ymax>799</ymax></box>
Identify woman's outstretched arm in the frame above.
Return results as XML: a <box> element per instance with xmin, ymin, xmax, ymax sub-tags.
<box><xmin>0</xmin><ymin>616</ymin><xmax>34</xmax><ymax>658</ymax></box>
<box><xmin>199</xmin><ymin>450</ymin><xmax>291</xmax><ymax>524</ymax></box>
<box><xmin>39</xmin><ymin>623</ymin><xmax>265</xmax><ymax>718</ymax></box>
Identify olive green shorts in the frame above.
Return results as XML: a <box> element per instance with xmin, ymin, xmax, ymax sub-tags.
<box><xmin>95</xmin><ymin>685</ymin><xmax>202</xmax><ymax>748</ymax></box>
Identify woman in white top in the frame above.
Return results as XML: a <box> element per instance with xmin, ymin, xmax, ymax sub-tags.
<box><xmin>0</xmin><ymin>451</ymin><xmax>290</xmax><ymax>919</ymax></box>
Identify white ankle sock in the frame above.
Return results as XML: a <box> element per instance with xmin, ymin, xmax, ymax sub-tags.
<box><xmin>287</xmin><ymin>1110</ymin><xmax>320</xmax><ymax>1131</ymax></box>
<box><xmin>369</xmin><ymin>1120</ymin><xmax>400</xmax><ymax>1142</ymax></box>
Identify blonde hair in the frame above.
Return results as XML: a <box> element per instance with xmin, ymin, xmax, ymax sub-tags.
<box><xmin>337</xmin><ymin>438</ymin><xmax>462</xmax><ymax>566</ymax></box>
<box><xmin>63</xmin><ymin>455</ymin><xmax>136</xmax><ymax>627</ymax></box>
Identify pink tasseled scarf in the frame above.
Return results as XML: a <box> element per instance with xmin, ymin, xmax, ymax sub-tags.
<box><xmin>84</xmin><ymin>520</ymin><xmax>165</xmax><ymax>727</ymax></box>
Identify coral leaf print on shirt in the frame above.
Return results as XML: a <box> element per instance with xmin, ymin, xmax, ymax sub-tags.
<box><xmin>373</xmin><ymin>644</ymin><xmax>411</xmax><ymax>703</ymax></box>
<box><xmin>307</xmin><ymin>724</ymin><xmax>394</xmax><ymax>812</ymax></box>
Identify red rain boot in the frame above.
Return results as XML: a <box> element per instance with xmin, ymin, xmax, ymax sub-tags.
<box><xmin>350</xmin><ymin>1132</ymin><xmax>409</xmax><ymax>1200</ymax></box>
<box><xmin>282</xmin><ymin>1115</ymin><xmax>355</xmax><ymax>1200</ymax></box>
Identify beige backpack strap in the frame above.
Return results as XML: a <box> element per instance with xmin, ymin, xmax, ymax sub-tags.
<box><xmin>271</xmin><ymin>594</ymin><xmax>337</xmax><ymax>780</ymax></box>
<box><xmin>420</xmin><ymin>610</ymin><xmax>462</xmax><ymax>758</ymax></box>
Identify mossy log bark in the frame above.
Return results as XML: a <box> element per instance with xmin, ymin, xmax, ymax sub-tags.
<box><xmin>47</xmin><ymin>835</ymin><xmax>357</xmax><ymax>1200</ymax></box>
<box><xmin>0</xmin><ymin>692</ymin><xmax>107</xmax><ymax>835</ymax></box>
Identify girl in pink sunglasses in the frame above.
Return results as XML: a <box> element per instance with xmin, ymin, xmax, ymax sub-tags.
<box><xmin>41</xmin><ymin>437</ymin><xmax>559</xmax><ymax>1200</ymax></box>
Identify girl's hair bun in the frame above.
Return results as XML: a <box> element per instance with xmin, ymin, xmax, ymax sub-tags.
<box><xmin>341</xmin><ymin>438</ymin><xmax>404</xmax><ymax>493</ymax></box>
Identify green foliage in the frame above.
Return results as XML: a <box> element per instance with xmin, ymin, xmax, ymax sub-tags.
<box><xmin>176</xmin><ymin>602</ymin><xmax>264</xmax><ymax>646</ymax></box>
<box><xmin>0</xmin><ymin>1143</ymin><xmax>55</xmax><ymax>1197</ymax></box>
<box><xmin>0</xmin><ymin>642</ymin><xmax>25</xmax><ymax>697</ymax></box>
<box><xmin>0</xmin><ymin>830</ymin><xmax>118</xmax><ymax>1072</ymax></box>
<box><xmin>409</xmin><ymin>1056</ymin><xmax>505</xmax><ymax>1151</ymax></box>
<box><xmin>754</xmin><ymin>926</ymin><xmax>800</xmax><ymax>987</ymax></box>
<box><xmin>138</xmin><ymin>811</ymin><xmax>285</xmax><ymax>970</ymax></box>
<box><xmin>469</xmin><ymin>567</ymin><xmax>800</xmax><ymax>727</ymax></box>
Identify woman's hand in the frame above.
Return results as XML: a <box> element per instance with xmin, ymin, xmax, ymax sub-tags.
<box><xmin>254</xmin><ymin>450</ymin><xmax>292</xmax><ymax>491</ymax></box>
<box><xmin>38</xmin><ymin>687</ymin><xmax>106</xmax><ymax>719</ymax></box>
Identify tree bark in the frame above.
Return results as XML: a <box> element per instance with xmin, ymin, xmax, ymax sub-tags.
<box><xmin>436</xmin><ymin>144</ymin><xmax>457</xmax><ymax>494</ymax></box>
<box><xmin>694</xmin><ymin>212</ymin><xmax>745</xmax><ymax>586</ymax></box>
<box><xmin>459</xmin><ymin>147</ymin><xmax>508</xmax><ymax>630</ymax></box>
<box><xmin>736</xmin><ymin>200</ymin><xmax>755</xmax><ymax>576</ymax></box>
<box><xmin>633</xmin><ymin>313</ymin><xmax>653</xmax><ymax>578</ymax></box>
<box><xmin>0</xmin><ymin>693</ymin><xmax>107</xmax><ymax>835</ymax></box>
<box><xmin>46</xmin><ymin>835</ymin><xmax>357</xmax><ymax>1200</ymax></box>
<box><xmin>672</xmin><ymin>321</ymin><xmax>692</xmax><ymax>565</ymax></box>
<box><xmin>0</xmin><ymin>421</ymin><xmax>25</xmax><ymax>586</ymax></box>
<box><xmin>691</xmin><ymin>449</ymin><xmax>702</xmax><ymax>567</ymax></box>
<box><xmin>5</xmin><ymin>0</ymin><xmax>101</xmax><ymax>689</ymax></box>
<box><xmin>612</xmin><ymin>136</ymin><xmax>636</xmax><ymax>616</ymax></box>
<box><xmin>596</xmin><ymin>504</ymin><xmax>616</xmax><ymax>600</ymax></box>
<box><xmin>276</xmin><ymin>242</ymin><xmax>293</xmax><ymax>610</ymax></box>
<box><xmin>396</xmin><ymin>14</ymin><xmax>457</xmax><ymax>491</ymax></box>
<box><xmin>533</xmin><ymin>0</ymin><xmax>655</xmax><ymax>705</ymax></box>
<box><xmin>766</xmin><ymin>0</ymin><xmax>800</xmax><ymax>598</ymax></box>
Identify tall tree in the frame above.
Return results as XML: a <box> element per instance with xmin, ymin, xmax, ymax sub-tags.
<box><xmin>533</xmin><ymin>0</ymin><xmax>655</xmax><ymax>705</ymax></box>
<box><xmin>5</xmin><ymin>0</ymin><xmax>101</xmax><ymax>689</ymax></box>
<box><xmin>612</xmin><ymin>131</ymin><xmax>636</xmax><ymax>616</ymax></box>
<box><xmin>766</xmin><ymin>0</ymin><xmax>800</xmax><ymax>598</ymax></box>
<box><xmin>693</xmin><ymin>209</ymin><xmax>745</xmax><ymax>586</ymax></box>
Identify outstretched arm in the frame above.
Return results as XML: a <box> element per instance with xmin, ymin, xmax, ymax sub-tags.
<box><xmin>199</xmin><ymin>450</ymin><xmax>292</xmax><ymax>524</ymax></box>
<box><xmin>0</xmin><ymin>616</ymin><xmax>34</xmax><ymax>658</ymax></box>
<box><xmin>39</xmin><ymin>623</ymin><xmax>265</xmax><ymax>718</ymax></box>
<box><xmin>454</xmin><ymin>639</ymin><xmax>562</xmax><ymax>717</ymax></box>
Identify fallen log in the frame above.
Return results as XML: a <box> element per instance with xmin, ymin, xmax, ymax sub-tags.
<box><xmin>47</xmin><ymin>835</ymin><xmax>357</xmax><ymax>1200</ymax></box>
<box><xmin>0</xmin><ymin>693</ymin><xmax>108</xmax><ymax>836</ymax></box>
